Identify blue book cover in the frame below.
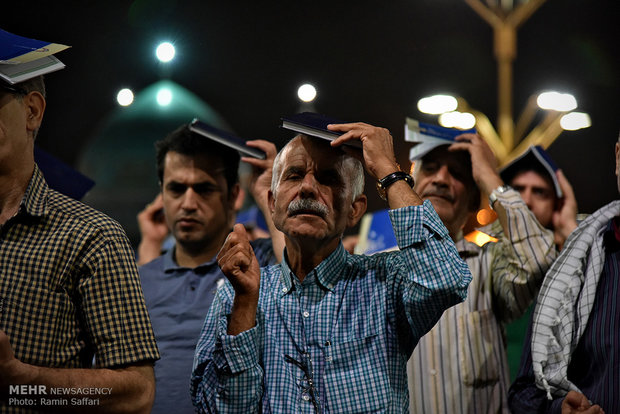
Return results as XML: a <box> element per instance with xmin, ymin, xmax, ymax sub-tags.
<box><xmin>281</xmin><ymin>112</ymin><xmax>362</xmax><ymax>149</ymax></box>
<box><xmin>35</xmin><ymin>146</ymin><xmax>95</xmax><ymax>201</ymax></box>
<box><xmin>405</xmin><ymin>117</ymin><xmax>476</xmax><ymax>160</ymax></box>
<box><xmin>0</xmin><ymin>29</ymin><xmax>69</xmax><ymax>84</ymax></box>
<box><xmin>355</xmin><ymin>209</ymin><xmax>398</xmax><ymax>255</ymax></box>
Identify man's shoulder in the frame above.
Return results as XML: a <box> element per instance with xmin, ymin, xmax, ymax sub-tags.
<box><xmin>139</xmin><ymin>254</ymin><xmax>167</xmax><ymax>275</ymax></box>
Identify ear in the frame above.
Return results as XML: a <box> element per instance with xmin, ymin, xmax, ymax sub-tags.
<box><xmin>267</xmin><ymin>189</ymin><xmax>275</xmax><ymax>214</ymax></box>
<box><xmin>347</xmin><ymin>194</ymin><xmax>368</xmax><ymax>228</ymax></box>
<box><xmin>616</xmin><ymin>142</ymin><xmax>620</xmax><ymax>176</ymax></box>
<box><xmin>228</xmin><ymin>183</ymin><xmax>241</xmax><ymax>210</ymax></box>
<box><xmin>23</xmin><ymin>91</ymin><xmax>46</xmax><ymax>136</ymax></box>
<box><xmin>233</xmin><ymin>186</ymin><xmax>245</xmax><ymax>211</ymax></box>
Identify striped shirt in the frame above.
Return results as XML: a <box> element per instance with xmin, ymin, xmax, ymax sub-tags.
<box><xmin>407</xmin><ymin>189</ymin><xmax>557</xmax><ymax>413</ymax></box>
<box><xmin>0</xmin><ymin>166</ymin><xmax>159</xmax><ymax>413</ymax></box>
<box><xmin>191</xmin><ymin>201</ymin><xmax>472</xmax><ymax>413</ymax></box>
<box><xmin>508</xmin><ymin>215</ymin><xmax>620</xmax><ymax>413</ymax></box>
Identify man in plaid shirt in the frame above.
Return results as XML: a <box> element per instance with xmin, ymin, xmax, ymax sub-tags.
<box><xmin>191</xmin><ymin>120</ymin><xmax>472</xmax><ymax>413</ymax></box>
<box><xmin>0</xmin><ymin>70</ymin><xmax>159</xmax><ymax>411</ymax></box>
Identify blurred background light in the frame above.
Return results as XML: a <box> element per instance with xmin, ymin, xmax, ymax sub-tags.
<box><xmin>297</xmin><ymin>83</ymin><xmax>317</xmax><ymax>102</ymax></box>
<box><xmin>155</xmin><ymin>42</ymin><xmax>176</xmax><ymax>63</ymax></box>
<box><xmin>116</xmin><ymin>88</ymin><xmax>134</xmax><ymax>106</ymax></box>
<box><xmin>561</xmin><ymin>112</ymin><xmax>591</xmax><ymax>130</ymax></box>
<box><xmin>536</xmin><ymin>91</ymin><xmax>577</xmax><ymax>111</ymax></box>
<box><xmin>156</xmin><ymin>88</ymin><xmax>173</xmax><ymax>106</ymax></box>
<box><xmin>417</xmin><ymin>94</ymin><xmax>458</xmax><ymax>115</ymax></box>
<box><xmin>439</xmin><ymin>111</ymin><xmax>476</xmax><ymax>129</ymax></box>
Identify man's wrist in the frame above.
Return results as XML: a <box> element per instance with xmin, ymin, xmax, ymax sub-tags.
<box><xmin>488</xmin><ymin>185</ymin><xmax>512</xmax><ymax>210</ymax></box>
<box><xmin>376</xmin><ymin>171</ymin><xmax>414</xmax><ymax>201</ymax></box>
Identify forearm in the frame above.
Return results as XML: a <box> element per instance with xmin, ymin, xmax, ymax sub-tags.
<box><xmin>5</xmin><ymin>362</ymin><xmax>155</xmax><ymax>414</ymax></box>
<box><xmin>228</xmin><ymin>293</ymin><xmax>259</xmax><ymax>335</ymax></box>
<box><xmin>491</xmin><ymin>192</ymin><xmax>558</xmax><ymax>319</ymax></box>
<box><xmin>192</xmin><ymin>301</ymin><xmax>264</xmax><ymax>414</ymax></box>
<box><xmin>391</xmin><ymin>204</ymin><xmax>471</xmax><ymax>338</ymax></box>
<box><xmin>385</xmin><ymin>180</ymin><xmax>424</xmax><ymax>209</ymax></box>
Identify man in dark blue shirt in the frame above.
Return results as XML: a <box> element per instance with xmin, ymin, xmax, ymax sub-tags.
<box><xmin>139</xmin><ymin>124</ymin><xmax>282</xmax><ymax>414</ymax></box>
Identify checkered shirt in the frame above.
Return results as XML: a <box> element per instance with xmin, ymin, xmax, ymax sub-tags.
<box><xmin>0</xmin><ymin>166</ymin><xmax>159</xmax><ymax>392</ymax></box>
<box><xmin>191</xmin><ymin>201</ymin><xmax>472</xmax><ymax>413</ymax></box>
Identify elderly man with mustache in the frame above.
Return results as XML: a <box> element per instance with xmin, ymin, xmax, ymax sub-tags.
<box><xmin>191</xmin><ymin>121</ymin><xmax>472</xmax><ymax>413</ymax></box>
<box><xmin>406</xmin><ymin>133</ymin><xmax>558</xmax><ymax>413</ymax></box>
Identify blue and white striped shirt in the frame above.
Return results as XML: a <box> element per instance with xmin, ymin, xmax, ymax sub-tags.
<box><xmin>191</xmin><ymin>201</ymin><xmax>471</xmax><ymax>413</ymax></box>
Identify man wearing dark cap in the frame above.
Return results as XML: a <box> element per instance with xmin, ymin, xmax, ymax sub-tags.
<box><xmin>500</xmin><ymin>145</ymin><xmax>578</xmax><ymax>249</ymax></box>
<box><xmin>406</xmin><ymin>133</ymin><xmax>557</xmax><ymax>413</ymax></box>
<box><xmin>191</xmin><ymin>121</ymin><xmax>472</xmax><ymax>412</ymax></box>
<box><xmin>138</xmin><ymin>124</ymin><xmax>281</xmax><ymax>414</ymax></box>
<box><xmin>0</xmin><ymin>67</ymin><xmax>159</xmax><ymax>412</ymax></box>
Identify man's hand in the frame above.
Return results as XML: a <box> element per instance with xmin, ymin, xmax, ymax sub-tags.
<box><xmin>552</xmin><ymin>170</ymin><xmax>578</xmax><ymax>249</ymax></box>
<box><xmin>561</xmin><ymin>391</ymin><xmax>604</xmax><ymax>414</ymax></box>
<box><xmin>0</xmin><ymin>330</ymin><xmax>22</xmax><ymax>387</ymax></box>
<box><xmin>243</xmin><ymin>140</ymin><xmax>278</xmax><ymax>212</ymax></box>
<box><xmin>136</xmin><ymin>194</ymin><xmax>169</xmax><ymax>265</ymax></box>
<box><xmin>449</xmin><ymin>133</ymin><xmax>503</xmax><ymax>195</ymax></box>
<box><xmin>217</xmin><ymin>224</ymin><xmax>261</xmax><ymax>335</ymax></box>
<box><xmin>327</xmin><ymin>122</ymin><xmax>399</xmax><ymax>180</ymax></box>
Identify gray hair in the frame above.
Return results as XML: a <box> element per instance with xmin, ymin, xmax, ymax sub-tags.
<box><xmin>271</xmin><ymin>135</ymin><xmax>364</xmax><ymax>201</ymax></box>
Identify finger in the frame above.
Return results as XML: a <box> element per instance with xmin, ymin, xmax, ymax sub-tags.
<box><xmin>246</xmin><ymin>139</ymin><xmax>277</xmax><ymax>158</ymax></box>
<box><xmin>453</xmin><ymin>133</ymin><xmax>477</xmax><ymax>143</ymax></box>
<box><xmin>241</xmin><ymin>156</ymin><xmax>271</xmax><ymax>169</ymax></box>
<box><xmin>326</xmin><ymin>122</ymin><xmax>369</xmax><ymax>132</ymax></box>
<box><xmin>447</xmin><ymin>142</ymin><xmax>472</xmax><ymax>153</ymax></box>
<box><xmin>330</xmin><ymin>131</ymin><xmax>360</xmax><ymax>147</ymax></box>
<box><xmin>556</xmin><ymin>169</ymin><xmax>576</xmax><ymax>199</ymax></box>
<box><xmin>217</xmin><ymin>225</ymin><xmax>250</xmax><ymax>260</ymax></box>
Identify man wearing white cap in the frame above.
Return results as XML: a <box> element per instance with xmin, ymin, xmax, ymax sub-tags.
<box><xmin>406</xmin><ymin>130</ymin><xmax>557</xmax><ymax>413</ymax></box>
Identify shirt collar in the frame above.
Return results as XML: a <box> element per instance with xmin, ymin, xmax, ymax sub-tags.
<box><xmin>21</xmin><ymin>165</ymin><xmax>49</xmax><ymax>218</ymax></box>
<box><xmin>279</xmin><ymin>242</ymin><xmax>348</xmax><ymax>296</ymax></box>
<box><xmin>162</xmin><ymin>245</ymin><xmax>218</xmax><ymax>274</ymax></box>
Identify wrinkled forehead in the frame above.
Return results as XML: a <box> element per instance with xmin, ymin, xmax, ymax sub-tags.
<box><xmin>420</xmin><ymin>146</ymin><xmax>473</xmax><ymax>179</ymax></box>
<box><xmin>282</xmin><ymin>136</ymin><xmax>345</xmax><ymax>170</ymax></box>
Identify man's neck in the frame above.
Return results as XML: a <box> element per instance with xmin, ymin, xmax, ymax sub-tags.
<box><xmin>284</xmin><ymin>236</ymin><xmax>340</xmax><ymax>282</ymax></box>
<box><xmin>0</xmin><ymin>163</ymin><xmax>34</xmax><ymax>225</ymax></box>
<box><xmin>173</xmin><ymin>233</ymin><xmax>227</xmax><ymax>268</ymax></box>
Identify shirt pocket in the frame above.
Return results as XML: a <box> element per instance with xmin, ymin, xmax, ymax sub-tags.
<box><xmin>324</xmin><ymin>333</ymin><xmax>390</xmax><ymax>413</ymax></box>
<box><xmin>459</xmin><ymin>309</ymin><xmax>501</xmax><ymax>386</ymax></box>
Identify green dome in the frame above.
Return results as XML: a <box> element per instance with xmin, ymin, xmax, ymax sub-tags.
<box><xmin>78</xmin><ymin>80</ymin><xmax>232</xmax><ymax>245</ymax></box>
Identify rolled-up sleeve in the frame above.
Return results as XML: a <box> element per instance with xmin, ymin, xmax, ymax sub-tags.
<box><xmin>388</xmin><ymin>201</ymin><xmax>472</xmax><ymax>348</ymax></box>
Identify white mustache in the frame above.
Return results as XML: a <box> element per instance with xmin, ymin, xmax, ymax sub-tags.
<box><xmin>422</xmin><ymin>189</ymin><xmax>455</xmax><ymax>202</ymax></box>
<box><xmin>287</xmin><ymin>198</ymin><xmax>329</xmax><ymax>218</ymax></box>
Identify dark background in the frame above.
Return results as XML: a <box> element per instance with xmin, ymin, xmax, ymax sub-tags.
<box><xmin>3</xmin><ymin>0</ymin><xmax>618</xmax><ymax>241</ymax></box>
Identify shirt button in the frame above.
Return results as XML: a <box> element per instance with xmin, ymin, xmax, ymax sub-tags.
<box><xmin>282</xmin><ymin>287</ymin><xmax>288</xmax><ymax>293</ymax></box>
<box><xmin>302</xmin><ymin>395</ymin><xmax>310</xmax><ymax>401</ymax></box>
<box><xmin>302</xmin><ymin>311</ymin><xmax>310</xmax><ymax>318</ymax></box>
<box><xmin>429</xmin><ymin>369</ymin><xmax>437</xmax><ymax>376</ymax></box>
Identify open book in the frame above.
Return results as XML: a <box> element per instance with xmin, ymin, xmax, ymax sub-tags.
<box><xmin>0</xmin><ymin>29</ymin><xmax>69</xmax><ymax>84</ymax></box>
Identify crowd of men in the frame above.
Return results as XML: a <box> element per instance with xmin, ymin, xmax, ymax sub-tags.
<box><xmin>1</xmin><ymin>31</ymin><xmax>616</xmax><ymax>414</ymax></box>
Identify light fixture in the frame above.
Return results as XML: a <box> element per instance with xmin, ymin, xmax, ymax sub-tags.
<box><xmin>155</xmin><ymin>42</ymin><xmax>176</xmax><ymax>63</ymax></box>
<box><xmin>297</xmin><ymin>84</ymin><xmax>317</xmax><ymax>102</ymax></box>
<box><xmin>156</xmin><ymin>88</ymin><xmax>173</xmax><ymax>106</ymax></box>
<box><xmin>116</xmin><ymin>88</ymin><xmax>134</xmax><ymax>106</ymax></box>
<box><xmin>417</xmin><ymin>94</ymin><xmax>458</xmax><ymax>115</ymax></box>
